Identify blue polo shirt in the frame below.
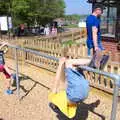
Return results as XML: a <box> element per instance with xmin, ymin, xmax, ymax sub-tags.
<box><xmin>86</xmin><ymin>15</ymin><xmax>103</xmax><ymax>50</ymax></box>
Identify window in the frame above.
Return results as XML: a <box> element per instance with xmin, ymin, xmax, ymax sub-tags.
<box><xmin>101</xmin><ymin>7</ymin><xmax>117</xmax><ymax>38</ymax></box>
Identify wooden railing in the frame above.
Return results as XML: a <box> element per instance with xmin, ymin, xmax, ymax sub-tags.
<box><xmin>0</xmin><ymin>28</ymin><xmax>87</xmax><ymax>44</ymax></box>
<box><xmin>23</xmin><ymin>39</ymin><xmax>119</xmax><ymax>62</ymax></box>
<box><xmin>3</xmin><ymin>38</ymin><xmax>119</xmax><ymax>74</ymax></box>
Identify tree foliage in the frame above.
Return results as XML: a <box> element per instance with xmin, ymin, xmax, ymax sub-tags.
<box><xmin>64</xmin><ymin>14</ymin><xmax>88</xmax><ymax>22</ymax></box>
<box><xmin>0</xmin><ymin>0</ymin><xmax>65</xmax><ymax>26</ymax></box>
<box><xmin>0</xmin><ymin>0</ymin><xmax>10</xmax><ymax>15</ymax></box>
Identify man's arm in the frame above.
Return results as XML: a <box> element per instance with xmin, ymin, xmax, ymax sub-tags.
<box><xmin>92</xmin><ymin>26</ymin><xmax>99</xmax><ymax>51</ymax></box>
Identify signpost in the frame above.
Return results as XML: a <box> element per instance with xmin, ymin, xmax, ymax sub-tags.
<box><xmin>0</xmin><ymin>16</ymin><xmax>8</xmax><ymax>31</ymax></box>
<box><xmin>0</xmin><ymin>16</ymin><xmax>12</xmax><ymax>39</ymax></box>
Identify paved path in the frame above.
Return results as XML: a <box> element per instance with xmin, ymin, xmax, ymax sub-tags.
<box><xmin>0</xmin><ymin>59</ymin><xmax>119</xmax><ymax>120</ymax></box>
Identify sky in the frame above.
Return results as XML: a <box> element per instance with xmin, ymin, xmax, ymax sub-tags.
<box><xmin>64</xmin><ymin>0</ymin><xmax>92</xmax><ymax>15</ymax></box>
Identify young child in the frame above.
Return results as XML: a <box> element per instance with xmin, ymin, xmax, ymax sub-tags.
<box><xmin>0</xmin><ymin>42</ymin><xmax>13</xmax><ymax>95</ymax></box>
<box><xmin>49</xmin><ymin>57</ymin><xmax>91</xmax><ymax>118</ymax></box>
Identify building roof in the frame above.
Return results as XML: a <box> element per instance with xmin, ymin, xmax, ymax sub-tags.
<box><xmin>87</xmin><ymin>0</ymin><xmax>120</xmax><ymax>6</ymax></box>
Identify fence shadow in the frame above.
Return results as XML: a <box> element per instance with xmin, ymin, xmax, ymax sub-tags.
<box><xmin>12</xmin><ymin>75</ymin><xmax>30</xmax><ymax>93</ymax></box>
<box><xmin>11</xmin><ymin>73</ymin><xmax>50</xmax><ymax>100</ymax></box>
<box><xmin>49</xmin><ymin>100</ymin><xmax>105</xmax><ymax>120</ymax></box>
<box><xmin>19</xmin><ymin>77</ymin><xmax>50</xmax><ymax>100</ymax></box>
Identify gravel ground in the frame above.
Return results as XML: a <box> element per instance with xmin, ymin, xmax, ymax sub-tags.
<box><xmin>0</xmin><ymin>59</ymin><xmax>119</xmax><ymax>120</ymax></box>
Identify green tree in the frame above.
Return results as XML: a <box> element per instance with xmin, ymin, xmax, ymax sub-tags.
<box><xmin>11</xmin><ymin>0</ymin><xmax>30</xmax><ymax>26</ymax></box>
<box><xmin>64</xmin><ymin>14</ymin><xmax>88</xmax><ymax>23</ymax></box>
<box><xmin>29</xmin><ymin>0</ymin><xmax>65</xmax><ymax>25</ymax></box>
<box><xmin>0</xmin><ymin>0</ymin><xmax>11</xmax><ymax>15</ymax></box>
<box><xmin>0</xmin><ymin>0</ymin><xmax>65</xmax><ymax>26</ymax></box>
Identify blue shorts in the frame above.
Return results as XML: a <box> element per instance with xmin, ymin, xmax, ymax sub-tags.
<box><xmin>87</xmin><ymin>41</ymin><xmax>105</xmax><ymax>56</ymax></box>
<box><xmin>65</xmin><ymin>68</ymin><xmax>89</xmax><ymax>103</ymax></box>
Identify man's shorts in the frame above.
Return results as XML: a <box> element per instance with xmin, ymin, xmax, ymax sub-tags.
<box><xmin>0</xmin><ymin>65</ymin><xmax>11</xmax><ymax>79</ymax></box>
<box><xmin>65</xmin><ymin>68</ymin><xmax>89</xmax><ymax>103</ymax></box>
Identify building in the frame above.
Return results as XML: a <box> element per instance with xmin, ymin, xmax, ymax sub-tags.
<box><xmin>87</xmin><ymin>0</ymin><xmax>120</xmax><ymax>61</ymax></box>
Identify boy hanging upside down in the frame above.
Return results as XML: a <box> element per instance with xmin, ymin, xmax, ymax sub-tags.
<box><xmin>0</xmin><ymin>42</ymin><xmax>13</xmax><ymax>95</ymax></box>
<box><xmin>49</xmin><ymin>57</ymin><xmax>91</xmax><ymax>118</ymax></box>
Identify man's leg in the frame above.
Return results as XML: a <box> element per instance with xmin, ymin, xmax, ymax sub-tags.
<box><xmin>87</xmin><ymin>48</ymin><xmax>91</xmax><ymax>57</ymax></box>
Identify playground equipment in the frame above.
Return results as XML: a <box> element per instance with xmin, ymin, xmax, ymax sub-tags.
<box><xmin>4</xmin><ymin>44</ymin><xmax>120</xmax><ymax>120</ymax></box>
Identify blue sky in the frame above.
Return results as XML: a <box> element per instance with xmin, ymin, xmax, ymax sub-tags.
<box><xmin>65</xmin><ymin>0</ymin><xmax>92</xmax><ymax>15</ymax></box>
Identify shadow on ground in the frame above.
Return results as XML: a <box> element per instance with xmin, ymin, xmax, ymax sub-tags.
<box><xmin>49</xmin><ymin>100</ymin><xmax>105</xmax><ymax>120</ymax></box>
<box><xmin>11</xmin><ymin>73</ymin><xmax>50</xmax><ymax>100</ymax></box>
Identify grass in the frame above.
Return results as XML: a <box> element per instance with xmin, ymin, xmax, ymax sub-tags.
<box><xmin>63</xmin><ymin>24</ymin><xmax>78</xmax><ymax>28</ymax></box>
<box><xmin>62</xmin><ymin>40</ymin><xmax>78</xmax><ymax>47</ymax></box>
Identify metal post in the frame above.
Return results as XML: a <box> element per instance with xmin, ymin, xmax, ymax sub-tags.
<box><xmin>78</xmin><ymin>66</ymin><xmax>120</xmax><ymax>120</ymax></box>
<box><xmin>15</xmin><ymin>48</ymin><xmax>20</xmax><ymax>99</ymax></box>
<box><xmin>110</xmin><ymin>83</ymin><xmax>119</xmax><ymax>120</ymax></box>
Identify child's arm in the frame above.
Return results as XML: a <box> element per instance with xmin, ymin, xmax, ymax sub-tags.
<box><xmin>52</xmin><ymin>58</ymin><xmax>66</xmax><ymax>93</ymax></box>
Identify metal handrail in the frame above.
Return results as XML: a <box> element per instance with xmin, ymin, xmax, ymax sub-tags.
<box><xmin>7</xmin><ymin>44</ymin><xmax>120</xmax><ymax>120</ymax></box>
<box><xmin>78</xmin><ymin>66</ymin><xmax>120</xmax><ymax>120</ymax></box>
<box><xmin>8</xmin><ymin>44</ymin><xmax>59</xmax><ymax>61</ymax></box>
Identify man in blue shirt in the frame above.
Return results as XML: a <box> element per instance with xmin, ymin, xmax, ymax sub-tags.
<box><xmin>86</xmin><ymin>4</ymin><xmax>104</xmax><ymax>56</ymax></box>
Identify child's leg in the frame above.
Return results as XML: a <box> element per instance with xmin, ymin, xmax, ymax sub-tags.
<box><xmin>65</xmin><ymin>58</ymin><xmax>91</xmax><ymax>68</ymax></box>
<box><xmin>2</xmin><ymin>65</ymin><xmax>12</xmax><ymax>90</ymax></box>
<box><xmin>4</xmin><ymin>78</ymin><xmax>11</xmax><ymax>90</ymax></box>
<box><xmin>52</xmin><ymin>57</ymin><xmax>66</xmax><ymax>93</ymax></box>
<box><xmin>3</xmin><ymin>65</ymin><xmax>12</xmax><ymax>75</ymax></box>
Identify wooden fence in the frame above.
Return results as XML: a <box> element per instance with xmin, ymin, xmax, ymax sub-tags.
<box><xmin>0</xmin><ymin>28</ymin><xmax>87</xmax><ymax>44</ymax></box>
<box><xmin>0</xmin><ymin>28</ymin><xmax>120</xmax><ymax>94</ymax></box>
